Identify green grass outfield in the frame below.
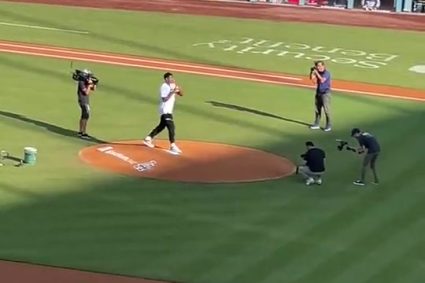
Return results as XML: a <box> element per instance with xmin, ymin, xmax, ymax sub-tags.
<box><xmin>0</xmin><ymin>2</ymin><xmax>425</xmax><ymax>283</ymax></box>
<box><xmin>0</xmin><ymin>2</ymin><xmax>424</xmax><ymax>89</ymax></box>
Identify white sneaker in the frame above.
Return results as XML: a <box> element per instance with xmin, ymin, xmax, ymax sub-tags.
<box><xmin>170</xmin><ymin>143</ymin><xmax>182</xmax><ymax>154</ymax></box>
<box><xmin>143</xmin><ymin>137</ymin><xmax>155</xmax><ymax>148</ymax></box>
<box><xmin>310</xmin><ymin>125</ymin><xmax>320</xmax><ymax>130</ymax></box>
<box><xmin>306</xmin><ymin>178</ymin><xmax>315</xmax><ymax>186</ymax></box>
<box><xmin>315</xmin><ymin>178</ymin><xmax>322</xmax><ymax>185</ymax></box>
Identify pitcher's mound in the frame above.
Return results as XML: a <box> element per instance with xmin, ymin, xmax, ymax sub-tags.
<box><xmin>79</xmin><ymin>140</ymin><xmax>295</xmax><ymax>183</ymax></box>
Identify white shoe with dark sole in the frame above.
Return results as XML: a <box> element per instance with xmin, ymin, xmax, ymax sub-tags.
<box><xmin>353</xmin><ymin>180</ymin><xmax>365</xmax><ymax>186</ymax></box>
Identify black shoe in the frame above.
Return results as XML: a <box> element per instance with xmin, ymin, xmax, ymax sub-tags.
<box><xmin>353</xmin><ymin>180</ymin><xmax>365</xmax><ymax>186</ymax></box>
<box><xmin>77</xmin><ymin>131</ymin><xmax>83</xmax><ymax>137</ymax></box>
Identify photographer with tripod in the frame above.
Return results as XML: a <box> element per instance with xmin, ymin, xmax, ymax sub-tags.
<box><xmin>309</xmin><ymin>61</ymin><xmax>332</xmax><ymax>132</ymax></box>
<box><xmin>297</xmin><ymin>141</ymin><xmax>326</xmax><ymax>186</ymax></box>
<box><xmin>74</xmin><ymin>69</ymin><xmax>98</xmax><ymax>139</ymax></box>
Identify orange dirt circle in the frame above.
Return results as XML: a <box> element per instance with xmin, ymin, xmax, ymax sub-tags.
<box><xmin>79</xmin><ymin>140</ymin><xmax>296</xmax><ymax>183</ymax></box>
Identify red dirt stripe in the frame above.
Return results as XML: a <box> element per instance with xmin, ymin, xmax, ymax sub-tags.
<box><xmin>0</xmin><ymin>41</ymin><xmax>423</xmax><ymax>102</ymax></box>
<box><xmin>0</xmin><ymin>260</ymin><xmax>169</xmax><ymax>283</ymax></box>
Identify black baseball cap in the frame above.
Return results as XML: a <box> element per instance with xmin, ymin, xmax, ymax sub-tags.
<box><xmin>351</xmin><ymin>128</ymin><xmax>361</xmax><ymax>136</ymax></box>
<box><xmin>305</xmin><ymin>141</ymin><xmax>314</xmax><ymax>147</ymax></box>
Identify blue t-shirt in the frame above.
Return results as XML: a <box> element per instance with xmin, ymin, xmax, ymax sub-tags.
<box><xmin>316</xmin><ymin>70</ymin><xmax>331</xmax><ymax>95</ymax></box>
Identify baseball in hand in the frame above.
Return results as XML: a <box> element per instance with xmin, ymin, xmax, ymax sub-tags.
<box><xmin>175</xmin><ymin>85</ymin><xmax>184</xmax><ymax>96</ymax></box>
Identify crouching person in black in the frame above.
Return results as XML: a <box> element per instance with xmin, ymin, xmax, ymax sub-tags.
<box><xmin>297</xmin><ymin>141</ymin><xmax>326</xmax><ymax>186</ymax></box>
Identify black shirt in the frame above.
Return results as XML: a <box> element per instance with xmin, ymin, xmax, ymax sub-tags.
<box><xmin>303</xmin><ymin>147</ymin><xmax>326</xmax><ymax>172</ymax></box>
<box><xmin>356</xmin><ymin>132</ymin><xmax>381</xmax><ymax>154</ymax></box>
<box><xmin>77</xmin><ymin>80</ymin><xmax>89</xmax><ymax>105</ymax></box>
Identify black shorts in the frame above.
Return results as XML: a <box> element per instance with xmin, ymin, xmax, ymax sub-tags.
<box><xmin>79</xmin><ymin>104</ymin><xmax>90</xmax><ymax>119</ymax></box>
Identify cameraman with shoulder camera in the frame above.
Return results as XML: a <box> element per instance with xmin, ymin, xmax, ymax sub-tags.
<box><xmin>351</xmin><ymin>128</ymin><xmax>381</xmax><ymax>186</ymax></box>
<box><xmin>309</xmin><ymin>61</ymin><xmax>332</xmax><ymax>132</ymax></box>
<box><xmin>76</xmin><ymin>69</ymin><xmax>96</xmax><ymax>139</ymax></box>
<box><xmin>297</xmin><ymin>141</ymin><xmax>326</xmax><ymax>186</ymax></box>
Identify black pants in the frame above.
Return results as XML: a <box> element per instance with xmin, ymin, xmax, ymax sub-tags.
<box><xmin>148</xmin><ymin>114</ymin><xmax>175</xmax><ymax>143</ymax></box>
<box><xmin>79</xmin><ymin>103</ymin><xmax>90</xmax><ymax>120</ymax></box>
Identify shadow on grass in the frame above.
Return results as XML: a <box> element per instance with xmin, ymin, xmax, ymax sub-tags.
<box><xmin>0</xmin><ymin>57</ymin><xmax>302</xmax><ymax>138</ymax></box>
<box><xmin>0</xmin><ymin>105</ymin><xmax>423</xmax><ymax>283</ymax></box>
<box><xmin>206</xmin><ymin>100</ymin><xmax>311</xmax><ymax>127</ymax></box>
<box><xmin>0</xmin><ymin>110</ymin><xmax>107</xmax><ymax>144</ymax></box>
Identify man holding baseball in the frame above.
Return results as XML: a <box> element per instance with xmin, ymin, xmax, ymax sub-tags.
<box><xmin>351</xmin><ymin>128</ymin><xmax>381</xmax><ymax>186</ymax></box>
<box><xmin>309</xmin><ymin>61</ymin><xmax>332</xmax><ymax>132</ymax></box>
<box><xmin>143</xmin><ymin>72</ymin><xmax>183</xmax><ymax>154</ymax></box>
<box><xmin>77</xmin><ymin>69</ymin><xmax>96</xmax><ymax>139</ymax></box>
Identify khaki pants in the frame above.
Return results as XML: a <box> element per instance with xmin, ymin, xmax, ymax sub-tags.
<box><xmin>298</xmin><ymin>166</ymin><xmax>324</xmax><ymax>180</ymax></box>
<box><xmin>314</xmin><ymin>93</ymin><xmax>331</xmax><ymax>128</ymax></box>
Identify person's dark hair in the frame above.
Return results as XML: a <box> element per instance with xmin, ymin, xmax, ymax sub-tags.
<box><xmin>306</xmin><ymin>141</ymin><xmax>314</xmax><ymax>147</ymax></box>
<box><xmin>163</xmin><ymin>72</ymin><xmax>173</xmax><ymax>80</ymax></box>
<box><xmin>314</xmin><ymin>61</ymin><xmax>325</xmax><ymax>66</ymax></box>
<box><xmin>351</xmin><ymin>128</ymin><xmax>361</xmax><ymax>136</ymax></box>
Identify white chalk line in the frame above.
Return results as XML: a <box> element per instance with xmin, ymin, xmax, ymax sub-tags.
<box><xmin>0</xmin><ymin>45</ymin><xmax>423</xmax><ymax>102</ymax></box>
<box><xmin>0</xmin><ymin>48</ymin><xmax>305</xmax><ymax>86</ymax></box>
<box><xmin>0</xmin><ymin>22</ymin><xmax>89</xmax><ymax>34</ymax></box>
<box><xmin>0</xmin><ymin>42</ymin><xmax>301</xmax><ymax>81</ymax></box>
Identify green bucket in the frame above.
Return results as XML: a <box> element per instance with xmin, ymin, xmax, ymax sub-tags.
<box><xmin>23</xmin><ymin>147</ymin><xmax>37</xmax><ymax>165</ymax></box>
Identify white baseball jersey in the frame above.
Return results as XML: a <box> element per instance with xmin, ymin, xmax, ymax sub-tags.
<box><xmin>159</xmin><ymin>82</ymin><xmax>176</xmax><ymax>115</ymax></box>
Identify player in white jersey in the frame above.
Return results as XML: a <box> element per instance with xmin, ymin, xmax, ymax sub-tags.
<box><xmin>143</xmin><ymin>72</ymin><xmax>183</xmax><ymax>154</ymax></box>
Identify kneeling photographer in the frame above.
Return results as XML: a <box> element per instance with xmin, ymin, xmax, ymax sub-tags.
<box><xmin>297</xmin><ymin>141</ymin><xmax>326</xmax><ymax>186</ymax></box>
<box><xmin>73</xmin><ymin>69</ymin><xmax>99</xmax><ymax>139</ymax></box>
<box><xmin>351</xmin><ymin>128</ymin><xmax>381</xmax><ymax>186</ymax></box>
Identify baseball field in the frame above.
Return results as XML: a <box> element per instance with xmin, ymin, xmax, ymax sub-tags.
<box><xmin>0</xmin><ymin>0</ymin><xmax>424</xmax><ymax>282</ymax></box>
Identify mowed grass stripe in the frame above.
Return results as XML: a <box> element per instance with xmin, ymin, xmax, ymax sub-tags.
<box><xmin>142</xmin><ymin>191</ymin><xmax>313</xmax><ymax>280</ymax></box>
<box><xmin>362</xmin><ymin>227</ymin><xmax>425</xmax><ymax>283</ymax></box>
<box><xmin>256</xmin><ymin>113</ymin><xmax>425</xmax><ymax>283</ymax></box>
<box><xmin>289</xmin><ymin>193</ymin><xmax>425</xmax><ymax>283</ymax></box>
<box><xmin>172</xmin><ymin>189</ymin><xmax>369</xmax><ymax>283</ymax></box>
<box><xmin>1</xmin><ymin>45</ymin><xmax>424</xmax><ymax>283</ymax></box>
<box><xmin>334</xmin><ymin>201</ymin><xmax>425</xmax><ymax>283</ymax></box>
<box><xmin>210</xmin><ymin>108</ymin><xmax>424</xmax><ymax>282</ymax></box>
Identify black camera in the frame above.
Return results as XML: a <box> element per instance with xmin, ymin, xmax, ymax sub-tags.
<box><xmin>336</xmin><ymin>139</ymin><xmax>358</xmax><ymax>153</ymax></box>
<box><xmin>72</xmin><ymin>69</ymin><xmax>99</xmax><ymax>85</ymax></box>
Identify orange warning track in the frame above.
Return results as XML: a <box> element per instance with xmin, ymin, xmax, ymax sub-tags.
<box><xmin>79</xmin><ymin>140</ymin><xmax>296</xmax><ymax>183</ymax></box>
<box><xmin>0</xmin><ymin>40</ymin><xmax>423</xmax><ymax>102</ymax></box>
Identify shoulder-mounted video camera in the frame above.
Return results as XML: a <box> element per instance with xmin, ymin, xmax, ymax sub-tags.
<box><xmin>336</xmin><ymin>139</ymin><xmax>360</xmax><ymax>153</ymax></box>
<box><xmin>72</xmin><ymin>69</ymin><xmax>99</xmax><ymax>85</ymax></box>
